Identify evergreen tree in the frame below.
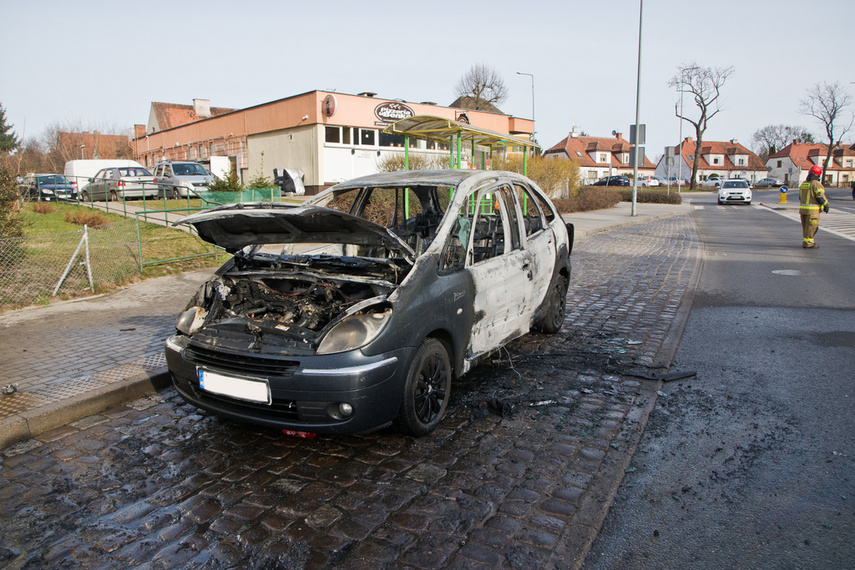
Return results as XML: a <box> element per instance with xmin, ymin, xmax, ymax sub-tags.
<box><xmin>0</xmin><ymin>103</ymin><xmax>20</xmax><ymax>153</ymax></box>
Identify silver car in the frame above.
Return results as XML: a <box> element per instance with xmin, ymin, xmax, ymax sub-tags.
<box><xmin>82</xmin><ymin>167</ymin><xmax>157</xmax><ymax>202</ymax></box>
<box><xmin>153</xmin><ymin>161</ymin><xmax>214</xmax><ymax>198</ymax></box>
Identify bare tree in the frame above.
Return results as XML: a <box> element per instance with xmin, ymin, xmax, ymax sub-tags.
<box><xmin>454</xmin><ymin>64</ymin><xmax>509</xmax><ymax>111</ymax></box>
<box><xmin>751</xmin><ymin>124</ymin><xmax>814</xmax><ymax>161</ymax></box>
<box><xmin>668</xmin><ymin>63</ymin><xmax>735</xmax><ymax>189</ymax></box>
<box><xmin>800</xmin><ymin>81</ymin><xmax>853</xmax><ymax>180</ymax></box>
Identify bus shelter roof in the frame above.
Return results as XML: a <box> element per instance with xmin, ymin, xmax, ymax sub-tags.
<box><xmin>382</xmin><ymin>115</ymin><xmax>539</xmax><ymax>151</ymax></box>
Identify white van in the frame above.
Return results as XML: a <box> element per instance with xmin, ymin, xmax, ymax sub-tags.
<box><xmin>64</xmin><ymin>159</ymin><xmax>144</xmax><ymax>193</ymax></box>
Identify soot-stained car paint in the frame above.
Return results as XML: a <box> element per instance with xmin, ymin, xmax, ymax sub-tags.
<box><xmin>165</xmin><ymin>170</ymin><xmax>573</xmax><ymax>436</ymax></box>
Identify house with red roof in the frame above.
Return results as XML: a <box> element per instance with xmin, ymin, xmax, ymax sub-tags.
<box><xmin>654</xmin><ymin>137</ymin><xmax>766</xmax><ymax>185</ymax></box>
<box><xmin>543</xmin><ymin>129</ymin><xmax>655</xmax><ymax>184</ymax></box>
<box><xmin>766</xmin><ymin>141</ymin><xmax>855</xmax><ymax>187</ymax></box>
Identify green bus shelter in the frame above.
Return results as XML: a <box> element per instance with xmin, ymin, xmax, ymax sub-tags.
<box><xmin>382</xmin><ymin>115</ymin><xmax>540</xmax><ymax>175</ymax></box>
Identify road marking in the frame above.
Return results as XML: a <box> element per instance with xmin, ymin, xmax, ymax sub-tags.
<box><xmin>758</xmin><ymin>205</ymin><xmax>855</xmax><ymax>243</ymax></box>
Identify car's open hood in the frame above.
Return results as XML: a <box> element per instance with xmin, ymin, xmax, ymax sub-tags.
<box><xmin>175</xmin><ymin>203</ymin><xmax>415</xmax><ymax>259</ymax></box>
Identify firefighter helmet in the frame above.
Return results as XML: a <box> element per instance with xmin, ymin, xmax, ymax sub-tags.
<box><xmin>809</xmin><ymin>165</ymin><xmax>823</xmax><ymax>176</ymax></box>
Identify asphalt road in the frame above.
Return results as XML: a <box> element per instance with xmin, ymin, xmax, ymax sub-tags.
<box><xmin>585</xmin><ymin>191</ymin><xmax>855</xmax><ymax>569</ymax></box>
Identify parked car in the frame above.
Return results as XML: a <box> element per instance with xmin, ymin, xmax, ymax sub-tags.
<box><xmin>18</xmin><ymin>174</ymin><xmax>78</xmax><ymax>202</ymax></box>
<box><xmin>592</xmin><ymin>175</ymin><xmax>630</xmax><ymax>187</ymax></box>
<box><xmin>81</xmin><ymin>166</ymin><xmax>157</xmax><ymax>202</ymax></box>
<box><xmin>165</xmin><ymin>169</ymin><xmax>573</xmax><ymax>436</ymax></box>
<box><xmin>652</xmin><ymin>175</ymin><xmax>668</xmax><ymax>186</ymax></box>
<box><xmin>668</xmin><ymin>176</ymin><xmax>691</xmax><ymax>186</ymax></box>
<box><xmin>639</xmin><ymin>175</ymin><xmax>660</xmax><ymax>188</ymax></box>
<box><xmin>701</xmin><ymin>177</ymin><xmax>724</xmax><ymax>188</ymax></box>
<box><xmin>153</xmin><ymin>161</ymin><xmax>214</xmax><ymax>198</ymax></box>
<box><xmin>64</xmin><ymin>159</ymin><xmax>145</xmax><ymax>194</ymax></box>
<box><xmin>718</xmin><ymin>179</ymin><xmax>752</xmax><ymax>205</ymax></box>
<box><xmin>754</xmin><ymin>178</ymin><xmax>784</xmax><ymax>188</ymax></box>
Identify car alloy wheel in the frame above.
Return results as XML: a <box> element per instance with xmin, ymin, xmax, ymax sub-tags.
<box><xmin>395</xmin><ymin>338</ymin><xmax>451</xmax><ymax>436</ymax></box>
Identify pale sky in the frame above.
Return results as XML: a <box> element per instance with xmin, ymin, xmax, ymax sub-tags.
<box><xmin>2</xmin><ymin>0</ymin><xmax>853</xmax><ymax>163</ymax></box>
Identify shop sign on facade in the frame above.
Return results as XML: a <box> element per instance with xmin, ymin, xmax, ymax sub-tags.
<box><xmin>374</xmin><ymin>102</ymin><xmax>415</xmax><ymax>125</ymax></box>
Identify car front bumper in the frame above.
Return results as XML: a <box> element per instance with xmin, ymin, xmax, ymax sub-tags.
<box><xmin>165</xmin><ymin>334</ymin><xmax>412</xmax><ymax>434</ymax></box>
<box><xmin>719</xmin><ymin>193</ymin><xmax>751</xmax><ymax>203</ymax></box>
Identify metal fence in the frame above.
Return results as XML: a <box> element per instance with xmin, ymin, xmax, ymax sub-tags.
<box><xmin>2</xmin><ymin>185</ymin><xmax>285</xmax><ymax>312</ymax></box>
<box><xmin>0</xmin><ymin>220</ymin><xmax>141</xmax><ymax>311</ymax></box>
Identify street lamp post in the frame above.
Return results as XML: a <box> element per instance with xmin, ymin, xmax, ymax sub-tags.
<box><xmin>80</xmin><ymin>145</ymin><xmax>85</xmax><ymax>160</ymax></box>
<box><xmin>516</xmin><ymin>71</ymin><xmax>535</xmax><ymax>142</ymax></box>
<box><xmin>630</xmin><ymin>0</ymin><xmax>643</xmax><ymax>216</ymax></box>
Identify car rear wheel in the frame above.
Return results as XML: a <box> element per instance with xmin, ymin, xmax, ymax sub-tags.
<box><xmin>394</xmin><ymin>338</ymin><xmax>451</xmax><ymax>436</ymax></box>
<box><xmin>80</xmin><ymin>191</ymin><xmax>89</xmax><ymax>203</ymax></box>
<box><xmin>535</xmin><ymin>276</ymin><xmax>568</xmax><ymax>334</ymax></box>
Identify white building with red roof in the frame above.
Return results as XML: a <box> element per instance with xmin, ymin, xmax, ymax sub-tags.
<box><xmin>543</xmin><ymin>129</ymin><xmax>655</xmax><ymax>185</ymax></box>
<box><xmin>654</xmin><ymin>137</ymin><xmax>766</xmax><ymax>184</ymax></box>
<box><xmin>766</xmin><ymin>141</ymin><xmax>855</xmax><ymax>187</ymax></box>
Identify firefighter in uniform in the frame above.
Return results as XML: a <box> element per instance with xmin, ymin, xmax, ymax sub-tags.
<box><xmin>799</xmin><ymin>164</ymin><xmax>829</xmax><ymax>248</ymax></box>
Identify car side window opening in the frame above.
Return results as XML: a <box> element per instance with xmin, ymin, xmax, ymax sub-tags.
<box><xmin>529</xmin><ymin>188</ymin><xmax>556</xmax><ymax>224</ymax></box>
<box><xmin>512</xmin><ymin>183</ymin><xmax>546</xmax><ymax>237</ymax></box>
<box><xmin>440</xmin><ymin>186</ymin><xmax>512</xmax><ymax>271</ymax></box>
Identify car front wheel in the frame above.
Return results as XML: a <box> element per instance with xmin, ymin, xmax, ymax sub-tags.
<box><xmin>394</xmin><ymin>338</ymin><xmax>451</xmax><ymax>436</ymax></box>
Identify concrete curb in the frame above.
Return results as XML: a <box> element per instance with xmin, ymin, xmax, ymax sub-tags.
<box><xmin>0</xmin><ymin>368</ymin><xmax>172</xmax><ymax>449</ymax></box>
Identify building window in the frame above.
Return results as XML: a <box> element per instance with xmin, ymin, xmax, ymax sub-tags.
<box><xmin>777</xmin><ymin>160</ymin><xmax>782</xmax><ymax>168</ymax></box>
<box><xmin>380</xmin><ymin>132</ymin><xmax>404</xmax><ymax>147</ymax></box>
<box><xmin>738</xmin><ymin>158</ymin><xmax>744</xmax><ymax>165</ymax></box>
<box><xmin>713</xmin><ymin>158</ymin><xmax>719</xmax><ymax>165</ymax></box>
<box><xmin>360</xmin><ymin>129</ymin><xmax>376</xmax><ymax>146</ymax></box>
<box><xmin>325</xmin><ymin>126</ymin><xmax>341</xmax><ymax>144</ymax></box>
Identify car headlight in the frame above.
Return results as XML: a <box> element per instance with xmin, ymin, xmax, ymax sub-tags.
<box><xmin>41</xmin><ymin>188</ymin><xmax>55</xmax><ymax>194</ymax></box>
<box><xmin>176</xmin><ymin>306</ymin><xmax>207</xmax><ymax>335</ymax></box>
<box><xmin>316</xmin><ymin>307</ymin><xmax>392</xmax><ymax>355</ymax></box>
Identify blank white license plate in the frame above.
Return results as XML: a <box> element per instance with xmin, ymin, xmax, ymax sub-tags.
<box><xmin>198</xmin><ymin>369</ymin><xmax>271</xmax><ymax>404</ymax></box>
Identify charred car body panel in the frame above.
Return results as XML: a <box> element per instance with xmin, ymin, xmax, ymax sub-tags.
<box><xmin>166</xmin><ymin>170</ymin><xmax>572</xmax><ymax>435</ymax></box>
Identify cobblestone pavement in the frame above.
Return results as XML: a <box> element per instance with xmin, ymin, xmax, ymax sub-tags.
<box><xmin>0</xmin><ymin>214</ymin><xmax>700</xmax><ymax>569</ymax></box>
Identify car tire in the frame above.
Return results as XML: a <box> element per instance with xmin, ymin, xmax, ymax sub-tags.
<box><xmin>746</xmin><ymin>201</ymin><xmax>751</xmax><ymax>206</ymax></box>
<box><xmin>171</xmin><ymin>187</ymin><xmax>180</xmax><ymax>200</ymax></box>
<box><xmin>394</xmin><ymin>338</ymin><xmax>451</xmax><ymax>436</ymax></box>
<box><xmin>109</xmin><ymin>190</ymin><xmax>119</xmax><ymax>202</ymax></box>
<box><xmin>535</xmin><ymin>276</ymin><xmax>568</xmax><ymax>334</ymax></box>
<box><xmin>80</xmin><ymin>191</ymin><xmax>89</xmax><ymax>203</ymax></box>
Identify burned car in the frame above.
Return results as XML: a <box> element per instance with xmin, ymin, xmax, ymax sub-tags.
<box><xmin>165</xmin><ymin>170</ymin><xmax>573</xmax><ymax>436</ymax></box>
